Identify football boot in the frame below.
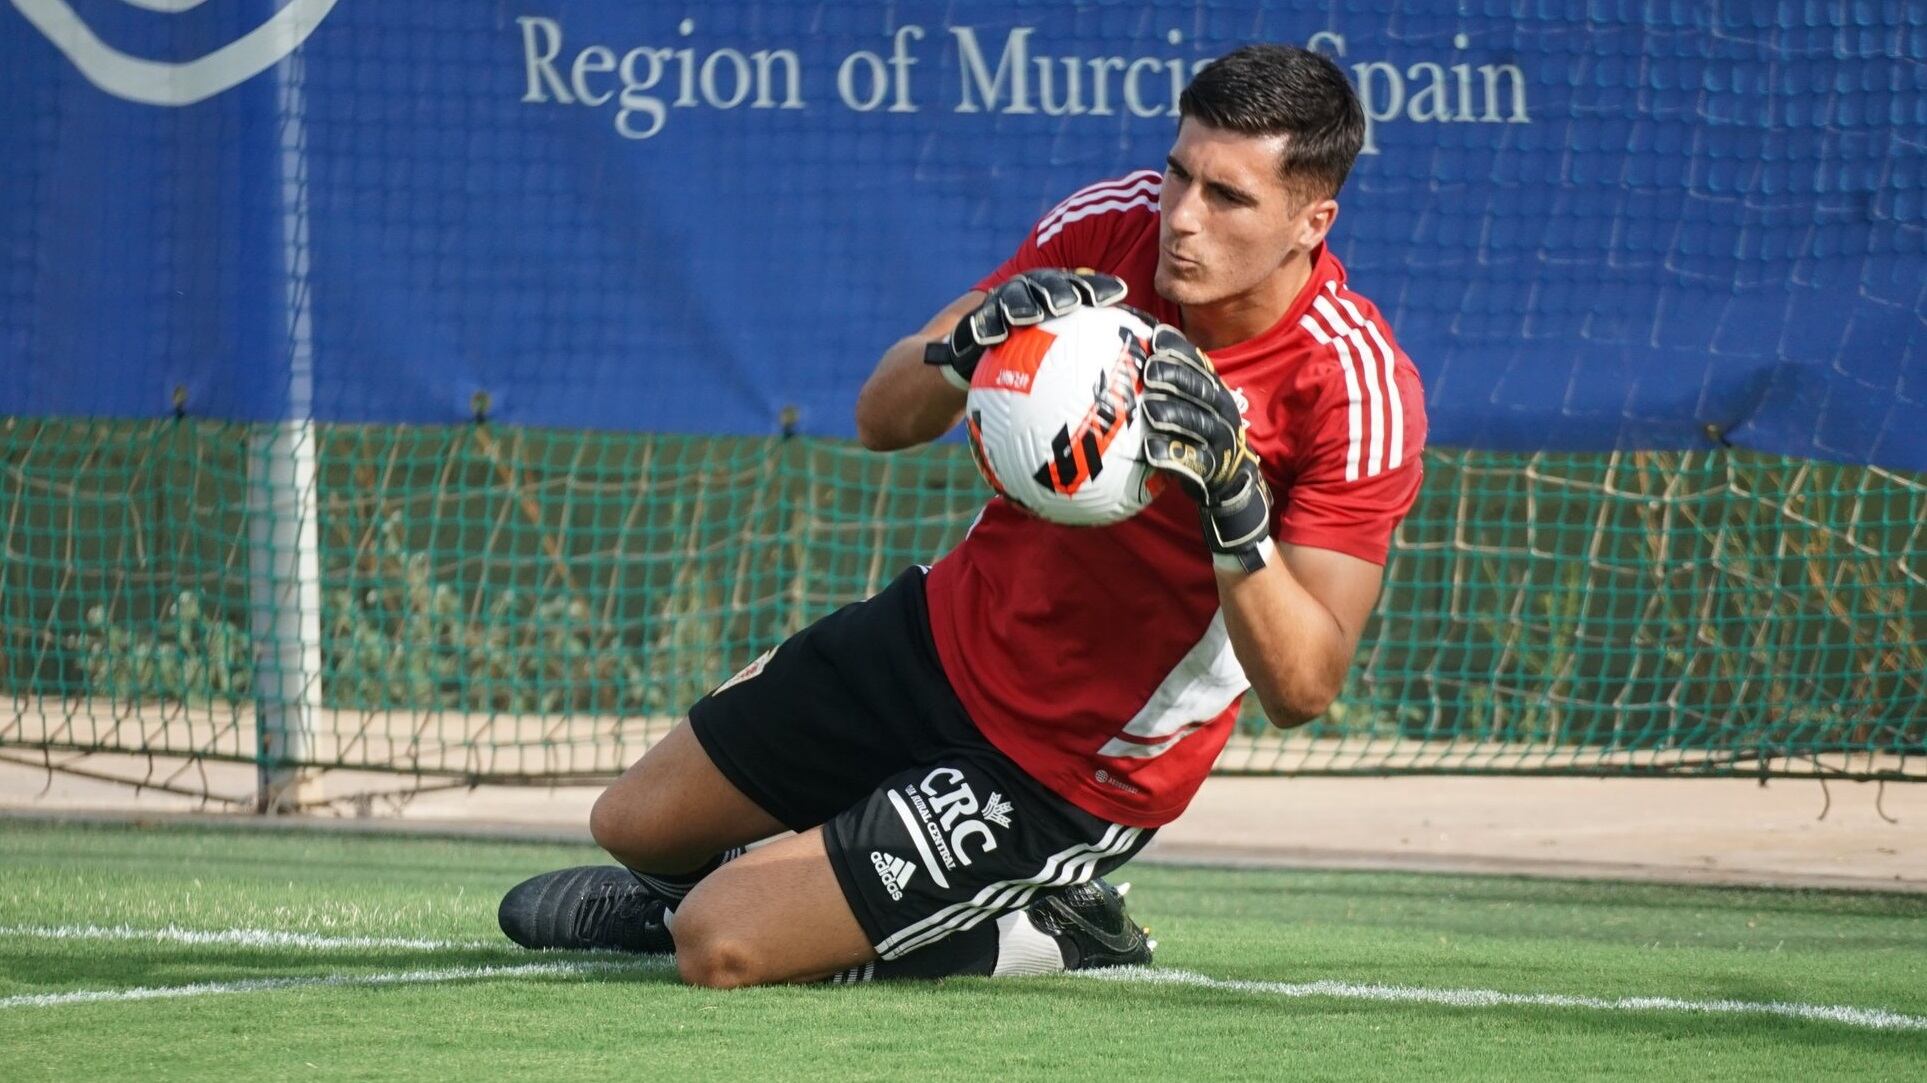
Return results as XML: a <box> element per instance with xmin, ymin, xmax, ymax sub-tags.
<box><xmin>1026</xmin><ymin>877</ymin><xmax>1155</xmax><ymax>969</ymax></box>
<box><xmin>497</xmin><ymin>865</ymin><xmax>672</xmax><ymax>953</ymax></box>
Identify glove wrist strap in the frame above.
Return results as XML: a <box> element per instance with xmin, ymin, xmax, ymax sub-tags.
<box><xmin>1202</xmin><ymin>471</ymin><xmax>1274</xmax><ymax>574</ymax></box>
<box><xmin>1212</xmin><ymin>536</ymin><xmax>1275</xmax><ymax>575</ymax></box>
<box><xmin>923</xmin><ymin>341</ymin><xmax>974</xmax><ymax>390</ymax></box>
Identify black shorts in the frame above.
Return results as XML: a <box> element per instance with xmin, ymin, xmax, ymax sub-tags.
<box><xmin>688</xmin><ymin>567</ymin><xmax>1153</xmax><ymax>958</ymax></box>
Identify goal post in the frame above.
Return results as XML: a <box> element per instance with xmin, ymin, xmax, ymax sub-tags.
<box><xmin>245</xmin><ymin>420</ymin><xmax>323</xmax><ymax>812</ymax></box>
<box><xmin>246</xmin><ymin>47</ymin><xmax>324</xmax><ymax>813</ymax></box>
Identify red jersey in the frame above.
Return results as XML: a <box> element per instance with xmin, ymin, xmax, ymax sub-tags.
<box><xmin>924</xmin><ymin>171</ymin><xmax>1428</xmax><ymax>827</ymax></box>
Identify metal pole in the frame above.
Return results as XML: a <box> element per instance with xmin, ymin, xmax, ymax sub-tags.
<box><xmin>251</xmin><ymin>39</ymin><xmax>321</xmax><ymax>813</ymax></box>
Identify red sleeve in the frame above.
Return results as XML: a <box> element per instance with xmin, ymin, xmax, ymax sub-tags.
<box><xmin>1275</xmin><ymin>356</ymin><xmax>1428</xmax><ymax>566</ymax></box>
<box><xmin>973</xmin><ymin>171</ymin><xmax>1164</xmax><ymax>294</ymax></box>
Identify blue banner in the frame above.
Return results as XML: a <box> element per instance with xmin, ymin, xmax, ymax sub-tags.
<box><xmin>2</xmin><ymin>1</ymin><xmax>1922</xmax><ymax>470</ymax></box>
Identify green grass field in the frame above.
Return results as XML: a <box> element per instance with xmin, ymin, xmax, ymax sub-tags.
<box><xmin>2</xmin><ymin>819</ymin><xmax>1923</xmax><ymax>1081</ymax></box>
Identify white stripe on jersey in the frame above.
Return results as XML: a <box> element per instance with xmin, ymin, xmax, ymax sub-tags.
<box><xmin>1040</xmin><ymin>173</ymin><xmax>1154</xmax><ymax>224</ymax></box>
<box><xmin>1035</xmin><ymin>175</ymin><xmax>1162</xmax><ymax>248</ymax></box>
<box><xmin>873</xmin><ymin>823</ymin><xmax>1140</xmax><ymax>959</ymax></box>
<box><xmin>1037</xmin><ymin>194</ymin><xmax>1160</xmax><ymax>248</ymax></box>
<box><xmin>1298</xmin><ymin>310</ymin><xmax>1366</xmax><ymax>481</ymax></box>
<box><xmin>1040</xmin><ymin>173</ymin><xmax>1160</xmax><ymax>226</ymax></box>
<box><xmin>1097</xmin><ymin>609</ymin><xmax>1248</xmax><ymax>760</ymax></box>
<box><xmin>1326</xmin><ymin>282</ymin><xmax>1405</xmax><ymax>470</ymax></box>
<box><xmin>1312</xmin><ymin>294</ymin><xmax>1386</xmax><ymax>478</ymax></box>
<box><xmin>1036</xmin><ymin>171</ymin><xmax>1161</xmax><ymax>239</ymax></box>
<box><xmin>1098</xmin><ymin>722</ymin><xmax>1207</xmax><ymax>761</ymax></box>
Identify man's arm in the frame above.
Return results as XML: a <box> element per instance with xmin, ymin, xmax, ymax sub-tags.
<box><xmin>1217</xmin><ymin>544</ymin><xmax>1383</xmax><ymax>728</ymax></box>
<box><xmin>1135</xmin><ymin>324</ymin><xmax>1390</xmax><ymax>727</ymax></box>
<box><xmin>854</xmin><ymin>291</ymin><xmax>984</xmax><ymax>452</ymax></box>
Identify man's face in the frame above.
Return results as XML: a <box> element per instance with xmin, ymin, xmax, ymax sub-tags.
<box><xmin>1154</xmin><ymin>120</ymin><xmax>1329</xmax><ymax>307</ymax></box>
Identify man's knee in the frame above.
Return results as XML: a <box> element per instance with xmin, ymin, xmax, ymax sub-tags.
<box><xmin>665</xmin><ymin>829</ymin><xmax>871</xmax><ymax>988</ymax></box>
<box><xmin>672</xmin><ymin>911</ymin><xmax>764</xmax><ymax>989</ymax></box>
<box><xmin>586</xmin><ymin>785</ymin><xmax>635</xmax><ymax>857</ymax></box>
<box><xmin>589</xmin><ymin>736</ymin><xmax>709</xmax><ymax>867</ymax></box>
<box><xmin>589</xmin><ymin>784</ymin><xmax>690</xmax><ymax>872</ymax></box>
<box><xmin>589</xmin><ymin>720</ymin><xmax>782</xmax><ymax>872</ymax></box>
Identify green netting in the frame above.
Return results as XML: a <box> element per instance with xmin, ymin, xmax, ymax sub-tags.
<box><xmin>3</xmin><ymin>417</ymin><xmax>1922</xmax><ymax>792</ymax></box>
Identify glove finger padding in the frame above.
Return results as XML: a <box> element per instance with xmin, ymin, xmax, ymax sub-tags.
<box><xmin>1023</xmin><ymin>269</ymin><xmax>1090</xmax><ymax>318</ymax></box>
<box><xmin>1141</xmin><ymin>326</ymin><xmax>1245</xmax><ymax>495</ymax></box>
<box><xmin>1140</xmin><ymin>394</ymin><xmax>1241</xmax><ymax>480</ymax></box>
<box><xmin>1141</xmin><ymin>431</ymin><xmax>1212</xmax><ymax>498</ymax></box>
<box><xmin>1063</xmin><ymin>269</ymin><xmax>1129</xmax><ymax>309</ymax></box>
<box><xmin>993</xmin><ymin>276</ymin><xmax>1050</xmax><ymax>329</ymax></box>
<box><xmin>926</xmin><ymin>269</ymin><xmax>1129</xmax><ymax>391</ymax></box>
<box><xmin>1139</xmin><ymin>323</ymin><xmax>1275</xmax><ymax>572</ymax></box>
<box><xmin>1149</xmin><ymin>324</ymin><xmax>1214</xmax><ymax>373</ymax></box>
<box><xmin>1142</xmin><ymin>356</ymin><xmax>1233</xmax><ymax>418</ymax></box>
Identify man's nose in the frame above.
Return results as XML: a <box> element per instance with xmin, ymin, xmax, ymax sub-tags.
<box><xmin>1164</xmin><ymin>189</ymin><xmax>1200</xmax><ymax>235</ymax></box>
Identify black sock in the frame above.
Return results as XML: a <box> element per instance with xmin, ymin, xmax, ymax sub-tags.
<box><xmin>828</xmin><ymin>922</ymin><xmax>997</xmax><ymax>982</ymax></box>
<box><xmin>626</xmin><ymin>846</ymin><xmax>743</xmax><ymax>906</ymax></box>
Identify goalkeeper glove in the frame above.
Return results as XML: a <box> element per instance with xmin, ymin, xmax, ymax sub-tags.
<box><xmin>923</xmin><ymin>269</ymin><xmax>1128</xmax><ymax>390</ymax></box>
<box><xmin>1140</xmin><ymin>324</ymin><xmax>1275</xmax><ymax>573</ymax></box>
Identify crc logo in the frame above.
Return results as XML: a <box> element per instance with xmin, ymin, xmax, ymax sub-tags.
<box><xmin>11</xmin><ymin>0</ymin><xmax>339</xmax><ymax>106</ymax></box>
<box><xmin>910</xmin><ymin>767</ymin><xmax>1014</xmax><ymax>871</ymax></box>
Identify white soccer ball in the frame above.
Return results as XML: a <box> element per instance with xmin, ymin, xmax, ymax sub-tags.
<box><xmin>963</xmin><ymin>305</ymin><xmax>1163</xmax><ymax>526</ymax></box>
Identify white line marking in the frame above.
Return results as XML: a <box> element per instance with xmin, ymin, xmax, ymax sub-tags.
<box><xmin>6</xmin><ymin>924</ymin><xmax>1918</xmax><ymax>1030</ymax></box>
<box><xmin>1</xmin><ymin>959</ymin><xmax>667</xmax><ymax>1010</ymax></box>
<box><xmin>0</xmin><ymin>924</ymin><xmax>496</xmax><ymax>952</ymax></box>
<box><xmin>1075</xmin><ymin>967</ymin><xmax>1927</xmax><ymax>1033</ymax></box>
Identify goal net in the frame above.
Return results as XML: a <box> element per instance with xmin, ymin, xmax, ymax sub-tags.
<box><xmin>4</xmin><ymin>419</ymin><xmax>1919</xmax><ymax>798</ymax></box>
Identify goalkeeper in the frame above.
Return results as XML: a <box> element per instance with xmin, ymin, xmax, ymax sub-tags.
<box><xmin>500</xmin><ymin>44</ymin><xmax>1427</xmax><ymax>987</ymax></box>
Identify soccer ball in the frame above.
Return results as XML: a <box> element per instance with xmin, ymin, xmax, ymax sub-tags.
<box><xmin>963</xmin><ymin>305</ymin><xmax>1162</xmax><ymax>526</ymax></box>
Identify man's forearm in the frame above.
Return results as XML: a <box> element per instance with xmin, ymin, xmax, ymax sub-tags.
<box><xmin>1216</xmin><ymin>558</ymin><xmax>1352</xmax><ymax>728</ymax></box>
<box><xmin>855</xmin><ymin>335</ymin><xmax>967</xmax><ymax>450</ymax></box>
<box><xmin>855</xmin><ymin>290</ymin><xmax>985</xmax><ymax>451</ymax></box>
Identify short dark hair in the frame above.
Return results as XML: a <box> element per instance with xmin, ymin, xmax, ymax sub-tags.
<box><xmin>1178</xmin><ymin>45</ymin><xmax>1366</xmax><ymax>203</ymax></box>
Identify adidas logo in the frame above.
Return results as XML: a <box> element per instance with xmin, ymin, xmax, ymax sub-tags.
<box><xmin>870</xmin><ymin>850</ymin><xmax>917</xmax><ymax>902</ymax></box>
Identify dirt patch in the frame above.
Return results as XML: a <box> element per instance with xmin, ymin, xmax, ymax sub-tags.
<box><xmin>3</xmin><ymin>756</ymin><xmax>1919</xmax><ymax>892</ymax></box>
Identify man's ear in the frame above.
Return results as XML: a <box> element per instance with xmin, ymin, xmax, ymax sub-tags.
<box><xmin>1297</xmin><ymin>199</ymin><xmax>1340</xmax><ymax>249</ymax></box>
